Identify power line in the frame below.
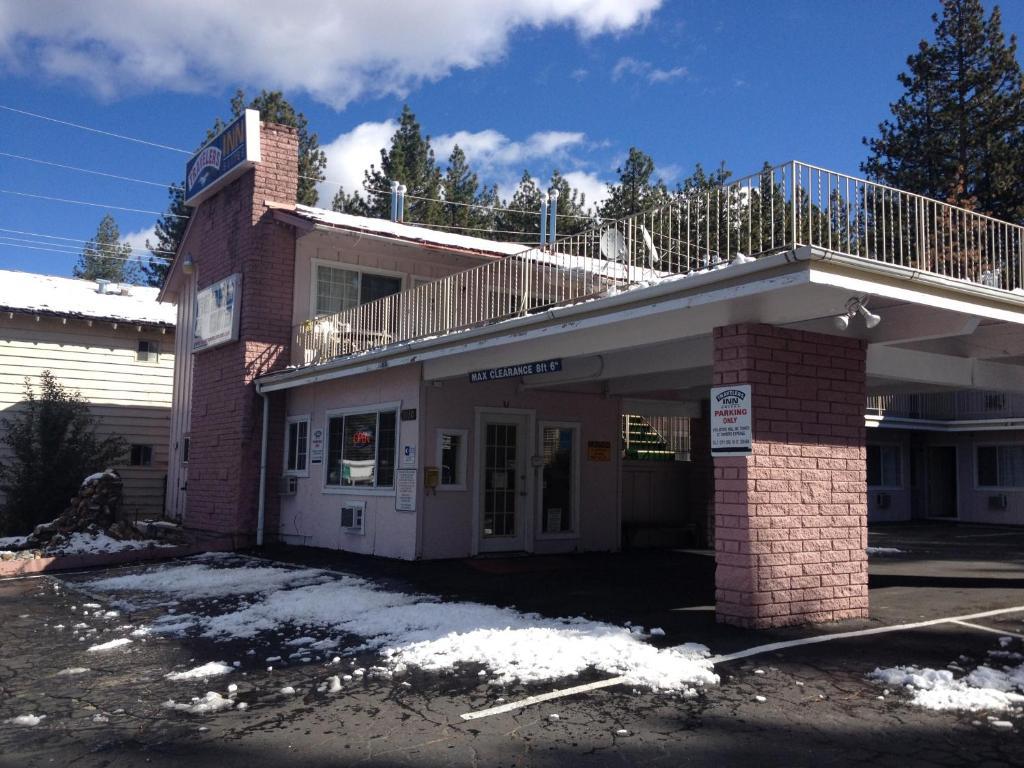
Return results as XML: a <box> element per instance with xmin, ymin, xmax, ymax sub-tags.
<box><xmin>0</xmin><ymin>104</ymin><xmax>190</xmax><ymax>154</ymax></box>
<box><xmin>0</xmin><ymin>235</ymin><xmax>172</xmax><ymax>262</ymax></box>
<box><xmin>0</xmin><ymin>240</ymin><xmax>170</xmax><ymax>264</ymax></box>
<box><xmin>0</xmin><ymin>226</ymin><xmax>176</xmax><ymax>255</ymax></box>
<box><xmin>0</xmin><ymin>151</ymin><xmax>178</xmax><ymax>188</ymax></box>
<box><xmin>0</xmin><ymin>189</ymin><xmax>188</xmax><ymax>218</ymax></box>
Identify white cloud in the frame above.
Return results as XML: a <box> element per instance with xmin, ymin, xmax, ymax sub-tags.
<box><xmin>0</xmin><ymin>0</ymin><xmax>662</xmax><ymax>108</ymax></box>
<box><xmin>562</xmin><ymin>171</ymin><xmax>609</xmax><ymax>208</ymax></box>
<box><xmin>121</xmin><ymin>225</ymin><xmax>156</xmax><ymax>254</ymax></box>
<box><xmin>321</xmin><ymin>122</ymin><xmax>607</xmax><ymax>206</ymax></box>
<box><xmin>611</xmin><ymin>56</ymin><xmax>687</xmax><ymax>84</ymax></box>
<box><xmin>319</xmin><ymin>120</ymin><xmax>397</xmax><ymax>203</ymax></box>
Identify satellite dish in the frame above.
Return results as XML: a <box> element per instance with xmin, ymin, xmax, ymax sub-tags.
<box><xmin>599</xmin><ymin>228</ymin><xmax>627</xmax><ymax>262</ymax></box>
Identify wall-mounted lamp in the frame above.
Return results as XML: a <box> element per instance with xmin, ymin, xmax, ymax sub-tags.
<box><xmin>182</xmin><ymin>254</ymin><xmax>195</xmax><ymax>274</ymax></box>
<box><xmin>834</xmin><ymin>296</ymin><xmax>881</xmax><ymax>331</ymax></box>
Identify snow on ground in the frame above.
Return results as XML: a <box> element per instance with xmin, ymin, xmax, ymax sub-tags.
<box><xmin>86</xmin><ymin>638</ymin><xmax>132</xmax><ymax>652</ymax></box>
<box><xmin>870</xmin><ymin>659</ymin><xmax>1024</xmax><ymax>712</ymax></box>
<box><xmin>163</xmin><ymin>691</ymin><xmax>235</xmax><ymax>714</ymax></box>
<box><xmin>866</xmin><ymin>547</ymin><xmax>904</xmax><ymax>556</ymax></box>
<box><xmin>5</xmin><ymin>714</ymin><xmax>45</xmax><ymax>726</ymax></box>
<box><xmin>84</xmin><ymin>556</ymin><xmax>719</xmax><ymax>693</ymax></box>
<box><xmin>165</xmin><ymin>662</ymin><xmax>234</xmax><ymax>681</ymax></box>
<box><xmin>0</xmin><ymin>536</ymin><xmax>26</xmax><ymax>550</ymax></box>
<box><xmin>49</xmin><ymin>532</ymin><xmax>174</xmax><ymax>555</ymax></box>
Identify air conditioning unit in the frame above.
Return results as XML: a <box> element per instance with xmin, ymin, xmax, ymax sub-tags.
<box><xmin>988</xmin><ymin>494</ymin><xmax>1009</xmax><ymax>510</ymax></box>
<box><xmin>341</xmin><ymin>501</ymin><xmax>366</xmax><ymax>534</ymax></box>
<box><xmin>280</xmin><ymin>476</ymin><xmax>298</xmax><ymax>496</ymax></box>
<box><xmin>875</xmin><ymin>493</ymin><xmax>891</xmax><ymax>510</ymax></box>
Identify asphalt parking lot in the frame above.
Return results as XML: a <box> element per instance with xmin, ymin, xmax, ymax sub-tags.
<box><xmin>1</xmin><ymin>523</ymin><xmax>1023</xmax><ymax>767</ymax></box>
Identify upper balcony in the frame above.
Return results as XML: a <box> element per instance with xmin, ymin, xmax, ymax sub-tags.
<box><xmin>867</xmin><ymin>391</ymin><xmax>1024</xmax><ymax>424</ymax></box>
<box><xmin>294</xmin><ymin>160</ymin><xmax>1024</xmax><ymax>366</ymax></box>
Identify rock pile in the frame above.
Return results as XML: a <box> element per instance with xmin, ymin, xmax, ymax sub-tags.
<box><xmin>23</xmin><ymin>470</ymin><xmax>142</xmax><ymax>551</ymax></box>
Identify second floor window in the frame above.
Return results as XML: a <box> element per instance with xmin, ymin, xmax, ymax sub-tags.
<box><xmin>867</xmin><ymin>444</ymin><xmax>901</xmax><ymax>488</ymax></box>
<box><xmin>315</xmin><ymin>264</ymin><xmax>403</xmax><ymax>316</ymax></box>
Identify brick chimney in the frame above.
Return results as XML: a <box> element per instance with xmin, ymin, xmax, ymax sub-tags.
<box><xmin>182</xmin><ymin>121</ymin><xmax>298</xmax><ymax>543</ymax></box>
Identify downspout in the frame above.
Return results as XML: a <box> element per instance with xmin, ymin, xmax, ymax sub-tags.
<box><xmin>256</xmin><ymin>390</ymin><xmax>269</xmax><ymax>546</ymax></box>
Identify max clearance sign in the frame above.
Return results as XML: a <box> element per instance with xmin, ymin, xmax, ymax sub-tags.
<box><xmin>710</xmin><ymin>384</ymin><xmax>753</xmax><ymax>457</ymax></box>
<box><xmin>184</xmin><ymin>109</ymin><xmax>262</xmax><ymax>206</ymax></box>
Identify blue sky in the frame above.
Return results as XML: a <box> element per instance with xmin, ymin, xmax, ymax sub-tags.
<box><xmin>1</xmin><ymin>0</ymin><xmax>1023</xmax><ymax>277</ymax></box>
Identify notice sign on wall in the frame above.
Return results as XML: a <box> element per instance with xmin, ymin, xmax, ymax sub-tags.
<box><xmin>193</xmin><ymin>273</ymin><xmax>241</xmax><ymax>352</ymax></box>
<box><xmin>587</xmin><ymin>441</ymin><xmax>612</xmax><ymax>462</ymax></box>
<box><xmin>395</xmin><ymin>469</ymin><xmax>416</xmax><ymax>512</ymax></box>
<box><xmin>710</xmin><ymin>384</ymin><xmax>753</xmax><ymax>457</ymax></box>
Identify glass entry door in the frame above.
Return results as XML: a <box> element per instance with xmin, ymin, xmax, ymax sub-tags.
<box><xmin>479</xmin><ymin>412</ymin><xmax>529</xmax><ymax>552</ymax></box>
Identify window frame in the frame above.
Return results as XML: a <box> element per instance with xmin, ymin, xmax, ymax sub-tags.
<box><xmin>130</xmin><ymin>444</ymin><xmax>153</xmax><ymax>467</ymax></box>
<box><xmin>535</xmin><ymin>421</ymin><xmax>581</xmax><ymax>540</ymax></box>
<box><xmin>975</xmin><ymin>443</ymin><xmax>1024</xmax><ymax>490</ymax></box>
<box><xmin>322</xmin><ymin>402</ymin><xmax>401</xmax><ymax>496</ymax></box>
<box><xmin>310</xmin><ymin>258</ymin><xmax>406</xmax><ymax>318</ymax></box>
<box><xmin>866</xmin><ymin>443</ymin><xmax>902</xmax><ymax>490</ymax></box>
<box><xmin>136</xmin><ymin>339</ymin><xmax>159</xmax><ymax>363</ymax></box>
<box><xmin>284</xmin><ymin>415</ymin><xmax>311</xmax><ymax>478</ymax></box>
<box><xmin>435</xmin><ymin>428</ymin><xmax>468</xmax><ymax>491</ymax></box>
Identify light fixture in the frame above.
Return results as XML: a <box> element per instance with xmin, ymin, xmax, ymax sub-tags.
<box><xmin>833</xmin><ymin>296</ymin><xmax>882</xmax><ymax>331</ymax></box>
<box><xmin>182</xmin><ymin>254</ymin><xmax>195</xmax><ymax>274</ymax></box>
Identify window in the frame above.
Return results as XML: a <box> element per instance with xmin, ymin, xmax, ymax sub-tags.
<box><xmin>866</xmin><ymin>444</ymin><xmax>901</xmax><ymax>488</ymax></box>
<box><xmin>436</xmin><ymin>429</ymin><xmax>468</xmax><ymax>489</ymax></box>
<box><xmin>137</xmin><ymin>339</ymin><xmax>158</xmax><ymax>362</ymax></box>
<box><xmin>130</xmin><ymin>444</ymin><xmax>153</xmax><ymax>467</ymax></box>
<box><xmin>182</xmin><ymin>435</ymin><xmax>190</xmax><ymax>464</ymax></box>
<box><xmin>314</xmin><ymin>263</ymin><xmax>403</xmax><ymax>317</ymax></box>
<box><xmin>325</xmin><ymin>409</ymin><xmax>397</xmax><ymax>488</ymax></box>
<box><xmin>539</xmin><ymin>423</ymin><xmax>579</xmax><ymax>535</ymax></box>
<box><xmin>285</xmin><ymin>417</ymin><xmax>310</xmax><ymax>476</ymax></box>
<box><xmin>977</xmin><ymin>445</ymin><xmax>1024</xmax><ymax>488</ymax></box>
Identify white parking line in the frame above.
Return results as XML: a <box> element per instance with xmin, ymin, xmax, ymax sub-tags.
<box><xmin>459</xmin><ymin>603</ymin><xmax>1024</xmax><ymax>721</ymax></box>
<box><xmin>951</xmin><ymin>619</ymin><xmax>1024</xmax><ymax>641</ymax></box>
<box><xmin>460</xmin><ymin>677</ymin><xmax>627</xmax><ymax>721</ymax></box>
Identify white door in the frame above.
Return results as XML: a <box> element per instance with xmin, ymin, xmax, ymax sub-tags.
<box><xmin>478</xmin><ymin>412</ymin><xmax>530</xmax><ymax>552</ymax></box>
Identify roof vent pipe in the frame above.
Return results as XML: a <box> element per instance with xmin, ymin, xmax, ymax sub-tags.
<box><xmin>96</xmin><ymin>278</ymin><xmax>110</xmax><ymax>294</ymax></box>
<box><xmin>390</xmin><ymin>181</ymin><xmax>400</xmax><ymax>221</ymax></box>
<box><xmin>539</xmin><ymin>192</ymin><xmax>549</xmax><ymax>247</ymax></box>
<box><xmin>548</xmin><ymin>189</ymin><xmax>559</xmax><ymax>246</ymax></box>
<box><xmin>398</xmin><ymin>184</ymin><xmax>407</xmax><ymax>223</ymax></box>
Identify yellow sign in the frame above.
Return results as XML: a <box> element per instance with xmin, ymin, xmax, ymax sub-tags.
<box><xmin>587</xmin><ymin>441</ymin><xmax>612</xmax><ymax>462</ymax></box>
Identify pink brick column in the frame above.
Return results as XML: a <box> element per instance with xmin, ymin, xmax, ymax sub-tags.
<box><xmin>713</xmin><ymin>323</ymin><xmax>869</xmax><ymax>628</ymax></box>
<box><xmin>183</xmin><ymin>123</ymin><xmax>298</xmax><ymax>542</ymax></box>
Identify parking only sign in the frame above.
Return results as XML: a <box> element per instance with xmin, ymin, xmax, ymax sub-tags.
<box><xmin>710</xmin><ymin>384</ymin><xmax>753</xmax><ymax>457</ymax></box>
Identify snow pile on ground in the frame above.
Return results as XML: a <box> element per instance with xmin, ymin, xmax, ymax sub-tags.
<box><xmin>50</xmin><ymin>531</ymin><xmax>174</xmax><ymax>555</ymax></box>
<box><xmin>866</xmin><ymin>547</ymin><xmax>904</xmax><ymax>556</ymax></box>
<box><xmin>166</xmin><ymin>662</ymin><xmax>234</xmax><ymax>681</ymax></box>
<box><xmin>85</xmin><ymin>556</ymin><xmax>719</xmax><ymax>693</ymax></box>
<box><xmin>5</xmin><ymin>714</ymin><xmax>45</xmax><ymax>726</ymax></box>
<box><xmin>870</xmin><ymin>662</ymin><xmax>1024</xmax><ymax>711</ymax></box>
<box><xmin>0</xmin><ymin>536</ymin><xmax>26</xmax><ymax>550</ymax></box>
<box><xmin>163</xmin><ymin>691</ymin><xmax>235</xmax><ymax>714</ymax></box>
<box><xmin>86</xmin><ymin>638</ymin><xmax>132</xmax><ymax>652</ymax></box>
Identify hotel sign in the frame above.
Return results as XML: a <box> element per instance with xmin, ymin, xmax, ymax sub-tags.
<box><xmin>710</xmin><ymin>384</ymin><xmax>753</xmax><ymax>457</ymax></box>
<box><xmin>469</xmin><ymin>359</ymin><xmax>562</xmax><ymax>383</ymax></box>
<box><xmin>184</xmin><ymin>109</ymin><xmax>262</xmax><ymax>206</ymax></box>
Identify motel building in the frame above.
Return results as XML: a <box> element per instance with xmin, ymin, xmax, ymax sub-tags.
<box><xmin>160</xmin><ymin>113</ymin><xmax>1024</xmax><ymax>629</ymax></box>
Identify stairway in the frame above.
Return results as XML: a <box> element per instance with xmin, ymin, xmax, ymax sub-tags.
<box><xmin>622</xmin><ymin>414</ymin><xmax>675</xmax><ymax>461</ymax></box>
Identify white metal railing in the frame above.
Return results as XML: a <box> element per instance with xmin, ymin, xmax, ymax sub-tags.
<box><xmin>867</xmin><ymin>391</ymin><xmax>1024</xmax><ymax>421</ymax></box>
<box><xmin>297</xmin><ymin>161</ymin><xmax>1024</xmax><ymax>364</ymax></box>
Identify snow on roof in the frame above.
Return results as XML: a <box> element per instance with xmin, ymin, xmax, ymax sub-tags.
<box><xmin>0</xmin><ymin>270</ymin><xmax>176</xmax><ymax>326</ymax></box>
<box><xmin>293</xmin><ymin>205</ymin><xmax>530</xmax><ymax>258</ymax></box>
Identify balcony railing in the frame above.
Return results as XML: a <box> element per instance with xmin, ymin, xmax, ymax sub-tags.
<box><xmin>296</xmin><ymin>161</ymin><xmax>1024</xmax><ymax>364</ymax></box>
<box><xmin>867</xmin><ymin>391</ymin><xmax>1024</xmax><ymax>421</ymax></box>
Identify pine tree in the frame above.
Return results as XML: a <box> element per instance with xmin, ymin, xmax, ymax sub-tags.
<box><xmin>331</xmin><ymin>186</ymin><xmax>370</xmax><ymax>216</ymax></box>
<box><xmin>231</xmin><ymin>90</ymin><xmax>327</xmax><ymax>206</ymax></box>
<box><xmin>495</xmin><ymin>171</ymin><xmax>543</xmax><ymax>242</ymax></box>
<box><xmin>863</xmin><ymin>0</ymin><xmax>1024</xmax><ymax>222</ymax></box>
<box><xmin>142</xmin><ymin>184</ymin><xmax>188</xmax><ymax>287</ymax></box>
<box><xmin>74</xmin><ymin>214</ymin><xmax>140</xmax><ymax>284</ymax></box>
<box><xmin>441</xmin><ymin>145</ymin><xmax>481</xmax><ymax>231</ymax></box>
<box><xmin>599</xmin><ymin>147</ymin><xmax>669</xmax><ymax>220</ymax></box>
<box><xmin>0</xmin><ymin>372</ymin><xmax>126</xmax><ymax>534</ymax></box>
<box><xmin>363</xmin><ymin>105</ymin><xmax>444</xmax><ymax>225</ymax></box>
